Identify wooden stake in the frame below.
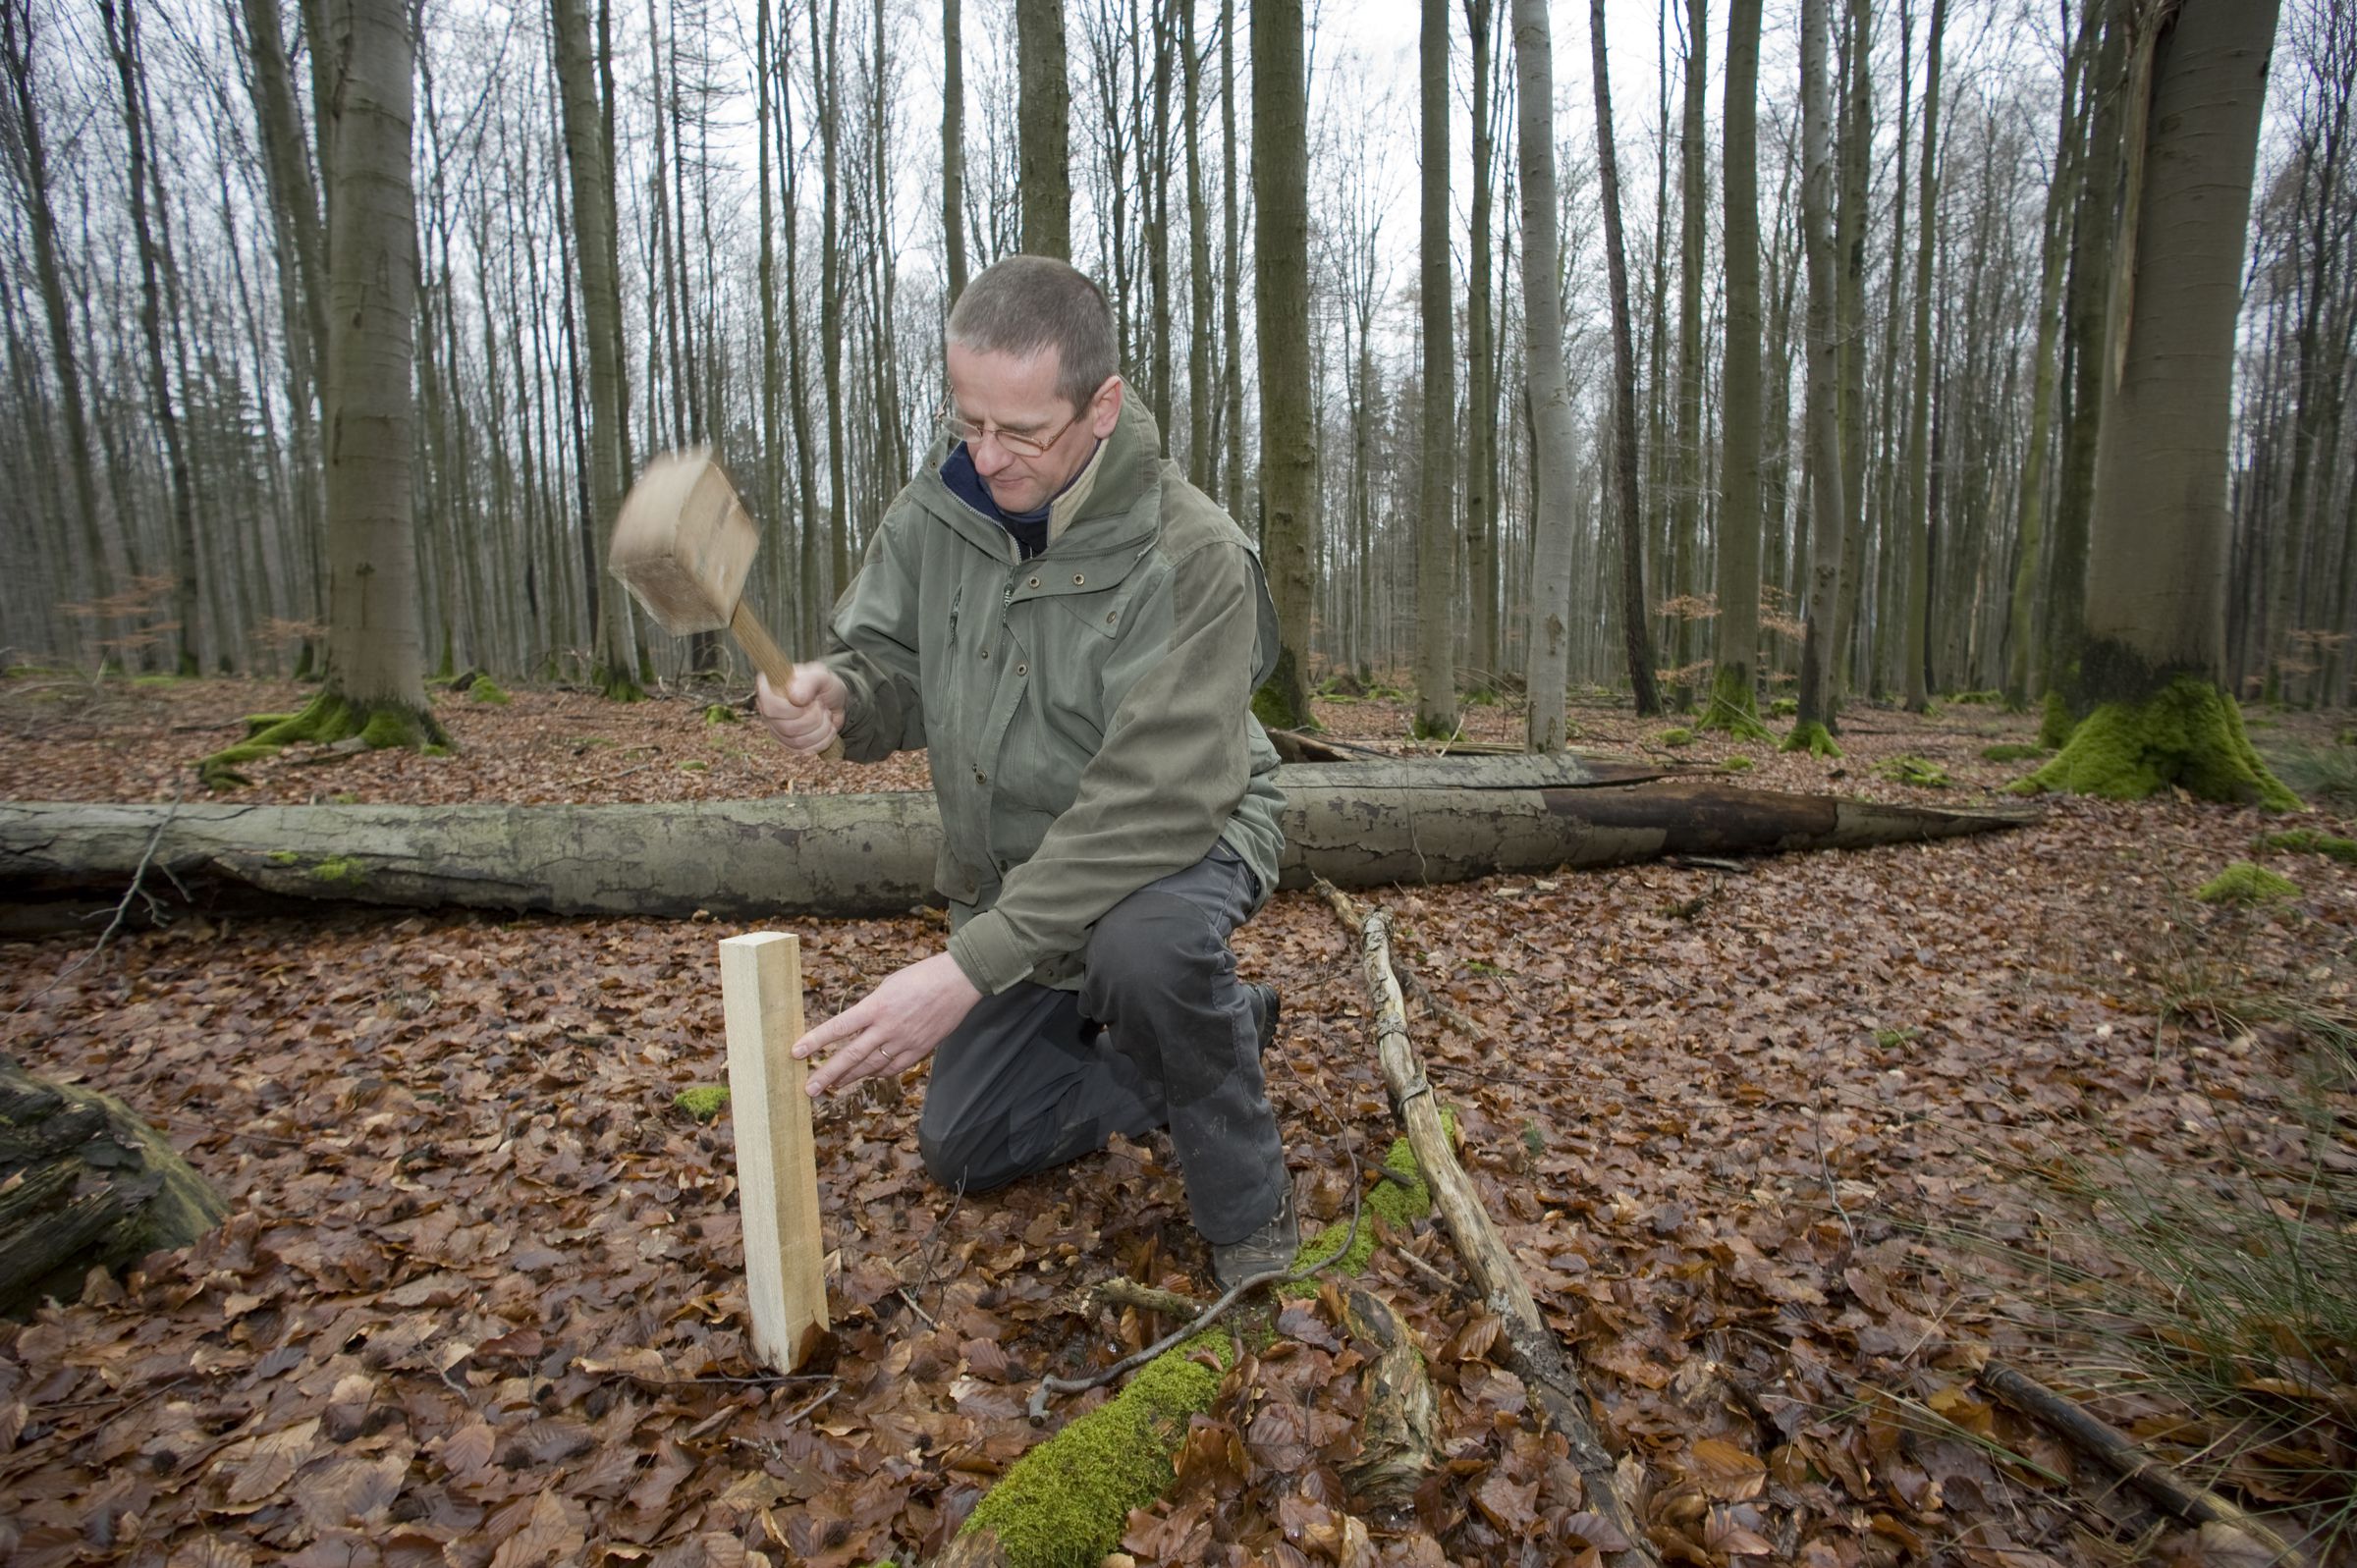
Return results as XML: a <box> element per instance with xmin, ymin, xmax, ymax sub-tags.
<box><xmin>719</xmin><ymin>932</ymin><xmax>829</xmax><ymax>1371</ymax></box>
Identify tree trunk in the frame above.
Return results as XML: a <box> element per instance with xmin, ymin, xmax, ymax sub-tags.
<box><xmin>1828</xmin><ymin>0</ymin><xmax>1871</xmax><ymax>700</ymax></box>
<box><xmin>1220</xmin><ymin>0</ymin><xmax>1244</xmax><ymax>515</ymax></box>
<box><xmin>1707</xmin><ymin>0</ymin><xmax>1768</xmax><ymax>738</ymax></box>
<box><xmin>1252</xmin><ymin>0</ymin><xmax>1316</xmax><ymax>730</ymax></box>
<box><xmin>1672</xmin><ymin>0</ymin><xmax>1709</xmax><ymax>703</ymax></box>
<box><xmin>1901</xmin><ymin>0</ymin><xmax>1946</xmax><ymax>715</ymax></box>
<box><xmin>102</xmin><ymin>0</ymin><xmax>203</xmax><ymax>676</ymax></box>
<box><xmin>318</xmin><ymin>0</ymin><xmax>442</xmax><ymax>735</ymax></box>
<box><xmin>2033</xmin><ymin>0</ymin><xmax>2291</xmax><ymax>808</ymax></box>
<box><xmin>1465</xmin><ymin>0</ymin><xmax>1500</xmax><ymax>693</ymax></box>
<box><xmin>1592</xmin><ymin>0</ymin><xmax>1662</xmax><ymax>716</ymax></box>
<box><xmin>1415</xmin><ymin>0</ymin><xmax>1459</xmax><ymax>738</ymax></box>
<box><xmin>553</xmin><ymin>0</ymin><xmax>642</xmax><ymax>700</ymax></box>
<box><xmin>943</xmin><ymin>0</ymin><xmax>967</xmax><ymax>306</ymax></box>
<box><xmin>0</xmin><ymin>777</ymin><xmax>2033</xmax><ymax>930</ymax></box>
<box><xmin>1016</xmin><ymin>0</ymin><xmax>1070</xmax><ymax>258</ymax></box>
<box><xmin>1183</xmin><ymin>0</ymin><xmax>1213</xmax><ymax>491</ymax></box>
<box><xmin>1514</xmin><ymin>0</ymin><xmax>1578</xmax><ymax>752</ymax></box>
<box><xmin>1788</xmin><ymin>0</ymin><xmax>1846</xmax><ymax>752</ymax></box>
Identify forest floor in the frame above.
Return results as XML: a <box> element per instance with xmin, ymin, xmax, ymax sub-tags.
<box><xmin>2</xmin><ymin>671</ymin><xmax>2354</xmax><ymax>1568</ymax></box>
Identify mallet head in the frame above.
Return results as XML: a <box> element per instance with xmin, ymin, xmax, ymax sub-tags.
<box><xmin>608</xmin><ymin>448</ymin><xmax>759</xmax><ymax>636</ymax></box>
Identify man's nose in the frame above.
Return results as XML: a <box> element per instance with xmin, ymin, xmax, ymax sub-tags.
<box><xmin>971</xmin><ymin>435</ymin><xmax>1011</xmax><ymax>474</ymax></box>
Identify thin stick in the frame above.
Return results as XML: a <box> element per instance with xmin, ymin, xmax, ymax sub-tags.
<box><xmin>1978</xmin><ymin>1359</ymin><xmax>2309</xmax><ymax>1565</ymax></box>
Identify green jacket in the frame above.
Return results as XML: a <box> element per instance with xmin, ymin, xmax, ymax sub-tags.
<box><xmin>823</xmin><ymin>398</ymin><xmax>1287</xmax><ymax>996</ymax></box>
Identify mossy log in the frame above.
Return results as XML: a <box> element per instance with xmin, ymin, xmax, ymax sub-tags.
<box><xmin>0</xmin><ymin>1056</ymin><xmax>229</xmax><ymax>1318</ymax></box>
<box><xmin>0</xmin><ymin>763</ymin><xmax>2034</xmax><ymax>932</ymax></box>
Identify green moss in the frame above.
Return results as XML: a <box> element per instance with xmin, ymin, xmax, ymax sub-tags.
<box><xmin>2255</xmin><ymin>829</ymin><xmax>2357</xmax><ymax>863</ymax></box>
<box><xmin>674</xmin><ymin>1085</ymin><xmax>730</xmax><ymax>1121</ymax></box>
<box><xmin>678</xmin><ymin>759</ymin><xmax>709</xmax><ymax>772</ymax></box>
<box><xmin>1982</xmin><ymin>742</ymin><xmax>2045</xmax><ymax>763</ymax></box>
<box><xmin>1949</xmin><ymin>688</ymin><xmax>2003</xmax><ymax>706</ymax></box>
<box><xmin>1876</xmin><ymin>754</ymin><xmax>1949</xmax><ymax>788</ymax></box>
<box><xmin>466</xmin><ymin>676</ymin><xmax>511</xmax><ymax>705</ymax></box>
<box><xmin>595</xmin><ymin>663</ymin><xmax>647</xmax><ymax>703</ymax></box>
<box><xmin>1781</xmin><ymin>721</ymin><xmax>1842</xmax><ymax>759</ymax></box>
<box><xmin>2020</xmin><ymin>676</ymin><xmax>2299</xmax><ymax>810</ymax></box>
<box><xmin>265</xmin><ymin>850</ymin><xmax>300</xmax><ymax>865</ymax></box>
<box><xmin>1656</xmin><ymin>727</ymin><xmax>1695</xmax><ymax>748</ymax></box>
<box><xmin>2039</xmin><ymin>688</ymin><xmax>2076</xmax><ymax>750</ymax></box>
<box><xmin>1722</xmin><ymin>754</ymin><xmax>1754</xmax><ymax>772</ymax></box>
<box><xmin>1769</xmin><ymin>696</ymin><xmax>1798</xmax><ymax>718</ymax></box>
<box><xmin>960</xmin><ymin>1344</ymin><xmax>1225</xmax><ymax>1568</ymax></box>
<box><xmin>309</xmin><ymin>856</ymin><xmax>366</xmax><ymax>888</ymax></box>
<box><xmin>1698</xmin><ymin>669</ymin><xmax>1773</xmax><ymax>740</ymax></box>
<box><xmin>422</xmin><ymin>743</ymin><xmax>453</xmax><ymax>758</ymax></box>
<box><xmin>132</xmin><ymin>674</ymin><xmax>186</xmax><ymax>689</ymax></box>
<box><xmin>961</xmin><ymin>1126</ymin><xmax>1443</xmax><ymax>1566</ymax></box>
<box><xmin>702</xmin><ymin>702</ymin><xmax>740</xmax><ymax>726</ymax></box>
<box><xmin>2197</xmin><ymin>862</ymin><xmax>2298</xmax><ymax>905</ymax></box>
<box><xmin>199</xmin><ymin>690</ymin><xmax>448</xmax><ymax>789</ymax></box>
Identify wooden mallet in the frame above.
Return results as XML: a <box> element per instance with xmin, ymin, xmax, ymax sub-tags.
<box><xmin>608</xmin><ymin>447</ymin><xmax>843</xmax><ymax>760</ymax></box>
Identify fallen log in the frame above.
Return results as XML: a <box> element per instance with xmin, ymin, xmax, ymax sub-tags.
<box><xmin>0</xmin><ymin>766</ymin><xmax>2034</xmax><ymax>930</ymax></box>
<box><xmin>1344</xmin><ymin>900</ymin><xmax>1663</xmax><ymax>1568</ymax></box>
<box><xmin>0</xmin><ymin>1056</ymin><xmax>229</xmax><ymax>1317</ymax></box>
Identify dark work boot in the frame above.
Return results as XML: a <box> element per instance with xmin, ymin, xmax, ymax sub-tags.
<box><xmin>1211</xmin><ymin>1180</ymin><xmax>1298</xmax><ymax>1290</ymax></box>
<box><xmin>1249</xmin><ymin>984</ymin><xmax>1281</xmax><ymax>1057</ymax></box>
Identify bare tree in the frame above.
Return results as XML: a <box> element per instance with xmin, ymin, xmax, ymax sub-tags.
<box><xmin>1254</xmin><ymin>0</ymin><xmax>1315</xmax><ymax>728</ymax></box>
<box><xmin>1415</xmin><ymin>0</ymin><xmax>1458</xmax><ymax>736</ymax></box>
<box><xmin>1786</xmin><ymin>0</ymin><xmax>1844</xmax><ymax>753</ymax></box>
<box><xmin>1017</xmin><ymin>0</ymin><xmax>1069</xmax><ymax>257</ymax></box>
<box><xmin>1706</xmin><ymin>0</ymin><xmax>1769</xmax><ymax>737</ymax></box>
<box><xmin>1591</xmin><ymin>0</ymin><xmax>1661</xmax><ymax>715</ymax></box>
<box><xmin>1513</xmin><ymin>0</ymin><xmax>1576</xmax><ymax>750</ymax></box>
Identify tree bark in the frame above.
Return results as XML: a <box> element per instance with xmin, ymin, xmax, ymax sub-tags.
<box><xmin>1465</xmin><ymin>0</ymin><xmax>1501</xmax><ymax>692</ymax></box>
<box><xmin>0</xmin><ymin>776</ymin><xmax>2033</xmax><ymax>929</ymax></box>
<box><xmin>1592</xmin><ymin>0</ymin><xmax>1662</xmax><ymax>716</ymax></box>
<box><xmin>1513</xmin><ymin>0</ymin><xmax>1578</xmax><ymax>752</ymax></box>
<box><xmin>1016</xmin><ymin>0</ymin><xmax>1070</xmax><ymax>258</ymax></box>
<box><xmin>553</xmin><ymin>0</ymin><xmax>642</xmax><ymax>700</ymax></box>
<box><xmin>1416</xmin><ymin>0</ymin><xmax>1459</xmax><ymax>738</ymax></box>
<box><xmin>1253</xmin><ymin>0</ymin><xmax>1317</xmax><ymax>729</ymax></box>
<box><xmin>1672</xmin><ymin>0</ymin><xmax>1709</xmax><ymax>702</ymax></box>
<box><xmin>1708</xmin><ymin>0</ymin><xmax>1767</xmax><ymax>737</ymax></box>
<box><xmin>1789</xmin><ymin>0</ymin><xmax>1847</xmax><ymax>748</ymax></box>
<box><xmin>1901</xmin><ymin>0</ymin><xmax>1947</xmax><ymax>715</ymax></box>
<box><xmin>943</xmin><ymin>0</ymin><xmax>967</xmax><ymax>306</ymax></box>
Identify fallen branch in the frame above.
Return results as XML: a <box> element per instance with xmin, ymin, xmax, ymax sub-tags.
<box><xmin>1317</xmin><ymin>880</ymin><xmax>1487</xmax><ymax>1043</ymax></box>
<box><xmin>1976</xmin><ymin>1359</ymin><xmax>2308</xmax><ymax>1566</ymax></box>
<box><xmin>1349</xmin><ymin>904</ymin><xmax>1663</xmax><ymax>1568</ymax></box>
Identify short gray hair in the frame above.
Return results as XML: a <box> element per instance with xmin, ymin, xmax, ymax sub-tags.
<box><xmin>946</xmin><ymin>255</ymin><xmax>1118</xmax><ymax>413</ymax></box>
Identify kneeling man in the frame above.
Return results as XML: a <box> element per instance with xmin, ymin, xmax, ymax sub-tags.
<box><xmin>753</xmin><ymin>254</ymin><xmax>1296</xmax><ymax>1287</ymax></box>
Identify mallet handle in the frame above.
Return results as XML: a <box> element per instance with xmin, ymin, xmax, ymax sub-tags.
<box><xmin>731</xmin><ymin>599</ymin><xmax>846</xmax><ymax>764</ymax></box>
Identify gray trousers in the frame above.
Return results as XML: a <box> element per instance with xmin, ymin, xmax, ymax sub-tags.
<box><xmin>916</xmin><ymin>845</ymin><xmax>1287</xmax><ymax>1245</ymax></box>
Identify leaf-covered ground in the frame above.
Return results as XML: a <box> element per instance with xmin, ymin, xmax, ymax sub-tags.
<box><xmin>3</xmin><ymin>675</ymin><xmax>2354</xmax><ymax>1566</ymax></box>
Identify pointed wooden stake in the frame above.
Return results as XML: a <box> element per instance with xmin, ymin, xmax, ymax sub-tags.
<box><xmin>719</xmin><ymin>932</ymin><xmax>829</xmax><ymax>1370</ymax></box>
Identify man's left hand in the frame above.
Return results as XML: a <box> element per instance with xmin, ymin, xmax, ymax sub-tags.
<box><xmin>795</xmin><ymin>951</ymin><xmax>983</xmax><ymax>1097</ymax></box>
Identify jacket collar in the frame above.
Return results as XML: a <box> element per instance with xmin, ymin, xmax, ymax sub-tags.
<box><xmin>921</xmin><ymin>395</ymin><xmax>1163</xmax><ymax>559</ymax></box>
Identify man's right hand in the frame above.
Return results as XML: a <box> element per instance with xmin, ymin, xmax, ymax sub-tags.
<box><xmin>755</xmin><ymin>664</ymin><xmax>848</xmax><ymax>754</ymax></box>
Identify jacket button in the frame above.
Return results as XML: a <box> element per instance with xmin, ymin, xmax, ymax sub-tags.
<box><xmin>1072</xmin><ymin>573</ymin><xmax>1085</xmax><ymax>585</ymax></box>
<box><xmin>980</xmin><ymin>648</ymin><xmax>990</xmax><ymax>660</ymax></box>
<box><xmin>1105</xmin><ymin>612</ymin><xmax>1117</xmax><ymax>624</ymax></box>
<box><xmin>974</xmin><ymin>769</ymin><xmax>986</xmax><ymax>784</ymax></box>
<box><xmin>1015</xmin><ymin>663</ymin><xmax>1028</xmax><ymax>676</ymax></box>
<box><xmin>1026</xmin><ymin>575</ymin><xmax>1041</xmax><ymax>588</ymax></box>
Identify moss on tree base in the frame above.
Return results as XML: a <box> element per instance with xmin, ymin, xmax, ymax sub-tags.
<box><xmin>198</xmin><ymin>689</ymin><xmax>450</xmax><ymax>789</ymax></box>
<box><xmin>2018</xmin><ymin>676</ymin><xmax>2297</xmax><ymax>810</ymax></box>
<box><xmin>1698</xmin><ymin>669</ymin><xmax>1772</xmax><ymax>740</ymax></box>
<box><xmin>1781</xmin><ymin>721</ymin><xmax>1841</xmax><ymax>758</ymax></box>
<box><xmin>2038</xmin><ymin>687</ymin><xmax>2075</xmax><ymax>750</ymax></box>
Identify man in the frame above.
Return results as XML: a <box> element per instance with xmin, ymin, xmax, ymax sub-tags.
<box><xmin>752</xmin><ymin>254</ymin><xmax>1296</xmax><ymax>1288</ymax></box>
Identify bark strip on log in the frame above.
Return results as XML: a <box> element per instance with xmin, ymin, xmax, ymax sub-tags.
<box><xmin>1977</xmin><ymin>1359</ymin><xmax>2309</xmax><ymax>1565</ymax></box>
<box><xmin>1348</xmin><ymin>908</ymin><xmax>1662</xmax><ymax>1568</ymax></box>
<box><xmin>0</xmin><ymin>767</ymin><xmax>2034</xmax><ymax>930</ymax></box>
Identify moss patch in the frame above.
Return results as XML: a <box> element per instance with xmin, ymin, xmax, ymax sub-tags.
<box><xmin>1781</xmin><ymin>721</ymin><xmax>1841</xmax><ymax>759</ymax></box>
<box><xmin>2198</xmin><ymin>861</ymin><xmax>2298</xmax><ymax>905</ymax></box>
<box><xmin>1655</xmin><ymin>727</ymin><xmax>1695</xmax><ymax>749</ymax></box>
<box><xmin>1698</xmin><ymin>669</ymin><xmax>1773</xmax><ymax>740</ymax></box>
<box><xmin>1981</xmin><ymin>742</ymin><xmax>2044</xmax><ymax>763</ymax></box>
<box><xmin>466</xmin><ymin>676</ymin><xmax>511</xmax><ymax>705</ymax></box>
<box><xmin>1722</xmin><ymin>754</ymin><xmax>1754</xmax><ymax>773</ymax></box>
<box><xmin>960</xmin><ymin>1128</ymin><xmax>1441</xmax><ymax>1567</ymax></box>
<box><xmin>309</xmin><ymin>857</ymin><xmax>366</xmax><ymax>888</ymax></box>
<box><xmin>673</xmin><ymin>1085</ymin><xmax>729</xmax><ymax>1121</ymax></box>
<box><xmin>2019</xmin><ymin>676</ymin><xmax>2298</xmax><ymax>810</ymax></box>
<box><xmin>701</xmin><ymin>702</ymin><xmax>740</xmax><ymax>726</ymax></box>
<box><xmin>2255</xmin><ymin>828</ymin><xmax>2357</xmax><ymax>864</ymax></box>
<box><xmin>2038</xmin><ymin>688</ymin><xmax>2075</xmax><ymax>750</ymax></box>
<box><xmin>1876</xmin><ymin>754</ymin><xmax>1950</xmax><ymax>788</ymax></box>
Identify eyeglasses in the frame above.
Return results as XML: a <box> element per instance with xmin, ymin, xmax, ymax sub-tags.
<box><xmin>938</xmin><ymin>402</ymin><xmax>1083</xmax><ymax>460</ymax></box>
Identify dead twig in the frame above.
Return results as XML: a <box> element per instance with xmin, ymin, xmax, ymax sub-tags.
<box><xmin>1088</xmin><ymin>1278</ymin><xmax>1206</xmax><ymax>1322</ymax></box>
<box><xmin>1977</xmin><ymin>1358</ymin><xmax>2309</xmax><ymax>1566</ymax></box>
<box><xmin>1316</xmin><ymin>879</ymin><xmax>1488</xmax><ymax>1042</ymax></box>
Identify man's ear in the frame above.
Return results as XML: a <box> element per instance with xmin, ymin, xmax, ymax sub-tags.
<box><xmin>1089</xmin><ymin>375</ymin><xmax>1124</xmax><ymax>439</ymax></box>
